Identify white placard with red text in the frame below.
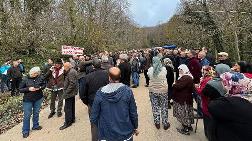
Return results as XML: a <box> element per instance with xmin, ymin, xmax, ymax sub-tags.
<box><xmin>61</xmin><ymin>45</ymin><xmax>84</xmax><ymax>55</ymax></box>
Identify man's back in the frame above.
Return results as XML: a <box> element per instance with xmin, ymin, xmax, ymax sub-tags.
<box><xmin>84</xmin><ymin>69</ymin><xmax>109</xmax><ymax>106</ymax></box>
<box><xmin>118</xmin><ymin>62</ymin><xmax>131</xmax><ymax>86</ymax></box>
<box><xmin>90</xmin><ymin>83</ymin><xmax>138</xmax><ymax>141</ymax></box>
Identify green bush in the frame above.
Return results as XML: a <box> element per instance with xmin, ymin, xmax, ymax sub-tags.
<box><xmin>0</xmin><ymin>90</ymin><xmax>51</xmax><ymax>134</ymax></box>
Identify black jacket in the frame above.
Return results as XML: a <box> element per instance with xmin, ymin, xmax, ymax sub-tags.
<box><xmin>118</xmin><ymin>62</ymin><xmax>131</xmax><ymax>86</ymax></box>
<box><xmin>7</xmin><ymin>66</ymin><xmax>22</xmax><ymax>79</ymax></box>
<box><xmin>165</xmin><ymin>66</ymin><xmax>174</xmax><ymax>89</ymax></box>
<box><xmin>79</xmin><ymin>69</ymin><xmax>109</xmax><ymax>106</ymax></box>
<box><xmin>207</xmin><ymin>97</ymin><xmax>252</xmax><ymax>141</ymax></box>
<box><xmin>19</xmin><ymin>76</ymin><xmax>46</xmax><ymax>102</ymax></box>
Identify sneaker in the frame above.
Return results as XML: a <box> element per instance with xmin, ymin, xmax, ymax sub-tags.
<box><xmin>23</xmin><ymin>132</ymin><xmax>29</xmax><ymax>138</ymax></box>
<box><xmin>32</xmin><ymin>126</ymin><xmax>42</xmax><ymax>130</ymax></box>
<box><xmin>48</xmin><ymin>112</ymin><xmax>56</xmax><ymax>119</ymax></box>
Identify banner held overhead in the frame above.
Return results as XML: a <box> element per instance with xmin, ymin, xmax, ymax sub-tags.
<box><xmin>61</xmin><ymin>45</ymin><xmax>84</xmax><ymax>55</ymax></box>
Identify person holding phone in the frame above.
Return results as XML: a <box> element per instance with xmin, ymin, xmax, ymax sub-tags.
<box><xmin>19</xmin><ymin>67</ymin><xmax>46</xmax><ymax>138</ymax></box>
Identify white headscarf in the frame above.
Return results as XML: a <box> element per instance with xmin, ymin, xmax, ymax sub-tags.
<box><xmin>178</xmin><ymin>64</ymin><xmax>193</xmax><ymax>80</ymax></box>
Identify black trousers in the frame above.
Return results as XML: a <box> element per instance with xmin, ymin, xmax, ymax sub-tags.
<box><xmin>64</xmin><ymin>96</ymin><xmax>75</xmax><ymax>124</ymax></box>
<box><xmin>144</xmin><ymin>70</ymin><xmax>150</xmax><ymax>85</ymax></box>
<box><xmin>11</xmin><ymin>78</ymin><xmax>22</xmax><ymax>95</ymax></box>
<box><xmin>88</xmin><ymin>105</ymin><xmax>98</xmax><ymax>141</ymax></box>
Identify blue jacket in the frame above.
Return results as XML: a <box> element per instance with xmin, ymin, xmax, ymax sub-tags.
<box><xmin>200</xmin><ymin>58</ymin><xmax>210</xmax><ymax>67</ymax></box>
<box><xmin>0</xmin><ymin>65</ymin><xmax>11</xmax><ymax>74</ymax></box>
<box><xmin>90</xmin><ymin>84</ymin><xmax>138</xmax><ymax>141</ymax></box>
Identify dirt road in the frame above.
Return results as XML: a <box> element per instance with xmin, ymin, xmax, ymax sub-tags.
<box><xmin>0</xmin><ymin>75</ymin><xmax>207</xmax><ymax>141</ymax></box>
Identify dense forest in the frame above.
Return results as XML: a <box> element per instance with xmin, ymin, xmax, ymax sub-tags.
<box><xmin>1</xmin><ymin>0</ymin><xmax>252</xmax><ymax>62</ymax></box>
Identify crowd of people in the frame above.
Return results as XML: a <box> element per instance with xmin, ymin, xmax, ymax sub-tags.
<box><xmin>1</xmin><ymin>47</ymin><xmax>252</xmax><ymax>141</ymax></box>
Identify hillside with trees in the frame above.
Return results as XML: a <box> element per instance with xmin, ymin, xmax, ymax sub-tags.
<box><xmin>145</xmin><ymin>0</ymin><xmax>252</xmax><ymax>61</ymax></box>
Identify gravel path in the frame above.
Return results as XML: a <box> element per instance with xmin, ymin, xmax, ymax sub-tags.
<box><xmin>0</xmin><ymin>75</ymin><xmax>207</xmax><ymax>141</ymax></box>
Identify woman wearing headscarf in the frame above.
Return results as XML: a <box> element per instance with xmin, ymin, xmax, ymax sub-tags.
<box><xmin>147</xmin><ymin>56</ymin><xmax>170</xmax><ymax>130</ymax></box>
<box><xmin>163</xmin><ymin>58</ymin><xmax>174</xmax><ymax>109</ymax></box>
<box><xmin>202</xmin><ymin>64</ymin><xmax>252</xmax><ymax>141</ymax></box>
<box><xmin>173</xmin><ymin>64</ymin><xmax>194</xmax><ymax>135</ymax></box>
<box><xmin>195</xmin><ymin>66</ymin><xmax>214</xmax><ymax>138</ymax></box>
<box><xmin>19</xmin><ymin>67</ymin><xmax>46</xmax><ymax>138</ymax></box>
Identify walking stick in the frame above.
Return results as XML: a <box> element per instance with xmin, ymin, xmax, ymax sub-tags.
<box><xmin>195</xmin><ymin>117</ymin><xmax>199</xmax><ymax>133</ymax></box>
<box><xmin>194</xmin><ymin>96</ymin><xmax>200</xmax><ymax>133</ymax></box>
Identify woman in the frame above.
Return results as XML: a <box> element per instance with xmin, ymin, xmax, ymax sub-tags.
<box><xmin>173</xmin><ymin>64</ymin><xmax>194</xmax><ymax>135</ymax></box>
<box><xmin>147</xmin><ymin>56</ymin><xmax>170</xmax><ymax>130</ymax></box>
<box><xmin>163</xmin><ymin>58</ymin><xmax>174</xmax><ymax>109</ymax></box>
<box><xmin>232</xmin><ymin>61</ymin><xmax>252</xmax><ymax>79</ymax></box>
<box><xmin>195</xmin><ymin>66</ymin><xmax>214</xmax><ymax>138</ymax></box>
<box><xmin>19</xmin><ymin>67</ymin><xmax>46</xmax><ymax>138</ymax></box>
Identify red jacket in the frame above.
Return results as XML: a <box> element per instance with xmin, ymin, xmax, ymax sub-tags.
<box><xmin>196</xmin><ymin>76</ymin><xmax>212</xmax><ymax>116</ymax></box>
<box><xmin>244</xmin><ymin>73</ymin><xmax>252</xmax><ymax>79</ymax></box>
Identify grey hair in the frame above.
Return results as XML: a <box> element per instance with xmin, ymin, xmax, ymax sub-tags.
<box><xmin>119</xmin><ymin>54</ymin><xmax>128</xmax><ymax>61</ymax></box>
<box><xmin>101</xmin><ymin>55</ymin><xmax>109</xmax><ymax>63</ymax></box>
<box><xmin>29</xmin><ymin>67</ymin><xmax>41</xmax><ymax>77</ymax></box>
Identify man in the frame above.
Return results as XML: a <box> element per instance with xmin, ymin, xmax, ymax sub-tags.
<box><xmin>69</xmin><ymin>55</ymin><xmax>79</xmax><ymax>70</ymax></box>
<box><xmin>187</xmin><ymin>50</ymin><xmax>202</xmax><ymax>84</ymax></box>
<box><xmin>90</xmin><ymin>67</ymin><xmax>139</xmax><ymax>141</ymax></box>
<box><xmin>198</xmin><ymin>51</ymin><xmax>210</xmax><ymax>67</ymax></box>
<box><xmin>118</xmin><ymin>54</ymin><xmax>131</xmax><ymax>86</ymax></box>
<box><xmin>0</xmin><ymin>60</ymin><xmax>11</xmax><ymax>93</ymax></box>
<box><xmin>217</xmin><ymin>52</ymin><xmax>232</xmax><ymax>68</ymax></box>
<box><xmin>7</xmin><ymin>61</ymin><xmax>22</xmax><ymax>96</ymax></box>
<box><xmin>131</xmin><ymin>53</ymin><xmax>140</xmax><ymax>88</ymax></box>
<box><xmin>142</xmin><ymin>52</ymin><xmax>151</xmax><ymax>87</ymax></box>
<box><xmin>79</xmin><ymin>58</ymin><xmax>109</xmax><ymax>141</ymax></box>
<box><xmin>45</xmin><ymin>59</ymin><xmax>64</xmax><ymax>118</ymax></box>
<box><xmin>101</xmin><ymin>55</ymin><xmax>112</xmax><ymax>70</ymax></box>
<box><xmin>17</xmin><ymin>59</ymin><xmax>25</xmax><ymax>74</ymax></box>
<box><xmin>59</xmin><ymin>62</ymin><xmax>78</xmax><ymax>130</ymax></box>
<box><xmin>42</xmin><ymin>58</ymin><xmax>54</xmax><ymax>75</ymax></box>
<box><xmin>202</xmin><ymin>47</ymin><xmax>215</xmax><ymax>67</ymax></box>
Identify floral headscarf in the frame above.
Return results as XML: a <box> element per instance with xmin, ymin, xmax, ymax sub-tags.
<box><xmin>220</xmin><ymin>72</ymin><xmax>252</xmax><ymax>99</ymax></box>
<box><xmin>202</xmin><ymin>66</ymin><xmax>215</xmax><ymax>77</ymax></box>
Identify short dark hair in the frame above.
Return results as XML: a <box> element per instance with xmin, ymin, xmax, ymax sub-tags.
<box><xmin>109</xmin><ymin>69</ymin><xmax>121</xmax><ymax>81</ymax></box>
<box><xmin>190</xmin><ymin>50</ymin><xmax>197</xmax><ymax>57</ymax></box>
<box><xmin>93</xmin><ymin>58</ymin><xmax>101</xmax><ymax>69</ymax></box>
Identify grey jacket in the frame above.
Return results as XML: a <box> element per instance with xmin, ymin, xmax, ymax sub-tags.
<box><xmin>63</xmin><ymin>68</ymin><xmax>78</xmax><ymax>99</ymax></box>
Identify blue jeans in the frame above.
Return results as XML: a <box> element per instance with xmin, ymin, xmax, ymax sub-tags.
<box><xmin>22</xmin><ymin>98</ymin><xmax>43</xmax><ymax>134</ymax></box>
<box><xmin>131</xmin><ymin>72</ymin><xmax>139</xmax><ymax>86</ymax></box>
<box><xmin>0</xmin><ymin>74</ymin><xmax>9</xmax><ymax>93</ymax></box>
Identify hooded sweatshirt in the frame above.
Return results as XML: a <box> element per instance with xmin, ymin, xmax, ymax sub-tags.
<box><xmin>90</xmin><ymin>83</ymin><xmax>138</xmax><ymax>141</ymax></box>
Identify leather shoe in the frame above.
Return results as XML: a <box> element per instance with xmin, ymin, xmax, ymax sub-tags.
<box><xmin>59</xmin><ymin>123</ymin><xmax>72</xmax><ymax>130</ymax></box>
<box><xmin>155</xmin><ymin>124</ymin><xmax>160</xmax><ymax>129</ymax></box>
<box><xmin>164</xmin><ymin>123</ymin><xmax>171</xmax><ymax>130</ymax></box>
<box><xmin>48</xmin><ymin>112</ymin><xmax>55</xmax><ymax>119</ymax></box>
<box><xmin>23</xmin><ymin>132</ymin><xmax>29</xmax><ymax>138</ymax></box>
<box><xmin>57</xmin><ymin>112</ymin><xmax>62</xmax><ymax>117</ymax></box>
<box><xmin>32</xmin><ymin>126</ymin><xmax>42</xmax><ymax>130</ymax></box>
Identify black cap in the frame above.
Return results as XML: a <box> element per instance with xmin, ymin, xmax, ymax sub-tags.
<box><xmin>55</xmin><ymin>58</ymin><xmax>63</xmax><ymax>65</ymax></box>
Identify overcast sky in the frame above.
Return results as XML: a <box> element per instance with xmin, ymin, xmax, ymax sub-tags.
<box><xmin>128</xmin><ymin>0</ymin><xmax>179</xmax><ymax>27</ymax></box>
